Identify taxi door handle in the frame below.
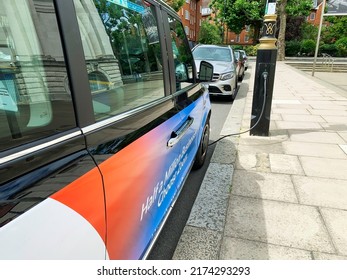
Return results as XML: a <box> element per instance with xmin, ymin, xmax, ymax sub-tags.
<box><xmin>167</xmin><ymin>117</ymin><xmax>194</xmax><ymax>147</ymax></box>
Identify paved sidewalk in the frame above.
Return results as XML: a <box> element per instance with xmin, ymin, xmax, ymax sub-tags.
<box><xmin>173</xmin><ymin>61</ymin><xmax>347</xmax><ymax>260</ymax></box>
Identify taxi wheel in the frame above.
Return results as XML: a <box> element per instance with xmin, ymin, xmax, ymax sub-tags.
<box><xmin>193</xmin><ymin>120</ymin><xmax>210</xmax><ymax>169</ymax></box>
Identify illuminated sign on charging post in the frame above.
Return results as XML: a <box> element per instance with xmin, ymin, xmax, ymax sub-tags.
<box><xmin>265</xmin><ymin>0</ymin><xmax>276</xmax><ymax>15</ymax></box>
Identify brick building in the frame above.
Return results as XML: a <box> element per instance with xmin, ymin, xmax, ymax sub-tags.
<box><xmin>307</xmin><ymin>0</ymin><xmax>324</xmax><ymax>26</ymax></box>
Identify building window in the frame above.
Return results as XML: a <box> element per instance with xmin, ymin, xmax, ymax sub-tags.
<box><xmin>310</xmin><ymin>12</ymin><xmax>315</xmax><ymax>20</ymax></box>
<box><xmin>184</xmin><ymin>25</ymin><xmax>189</xmax><ymax>35</ymax></box>
<box><xmin>236</xmin><ymin>35</ymin><xmax>240</xmax><ymax>43</ymax></box>
<box><xmin>185</xmin><ymin>10</ymin><xmax>190</xmax><ymax>20</ymax></box>
<box><xmin>201</xmin><ymin>7</ymin><xmax>211</xmax><ymax>16</ymax></box>
<box><xmin>245</xmin><ymin>35</ymin><xmax>249</xmax><ymax>43</ymax></box>
<box><xmin>245</xmin><ymin>25</ymin><xmax>250</xmax><ymax>32</ymax></box>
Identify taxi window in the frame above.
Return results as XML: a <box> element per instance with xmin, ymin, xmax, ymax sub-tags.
<box><xmin>73</xmin><ymin>0</ymin><xmax>165</xmax><ymax>121</ymax></box>
<box><xmin>167</xmin><ymin>15</ymin><xmax>195</xmax><ymax>91</ymax></box>
<box><xmin>0</xmin><ymin>0</ymin><xmax>76</xmax><ymax>152</ymax></box>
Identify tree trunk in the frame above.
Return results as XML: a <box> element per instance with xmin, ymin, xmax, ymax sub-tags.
<box><xmin>252</xmin><ymin>20</ymin><xmax>262</xmax><ymax>44</ymax></box>
<box><xmin>277</xmin><ymin>0</ymin><xmax>287</xmax><ymax>61</ymax></box>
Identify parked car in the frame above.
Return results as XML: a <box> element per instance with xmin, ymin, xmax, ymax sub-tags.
<box><xmin>234</xmin><ymin>50</ymin><xmax>246</xmax><ymax>81</ymax></box>
<box><xmin>192</xmin><ymin>44</ymin><xmax>238</xmax><ymax>100</ymax></box>
<box><xmin>238</xmin><ymin>50</ymin><xmax>249</xmax><ymax>71</ymax></box>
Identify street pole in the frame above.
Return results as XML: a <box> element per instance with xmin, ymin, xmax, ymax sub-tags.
<box><xmin>312</xmin><ymin>0</ymin><xmax>326</xmax><ymax>77</ymax></box>
<box><xmin>250</xmin><ymin>0</ymin><xmax>277</xmax><ymax>136</ymax></box>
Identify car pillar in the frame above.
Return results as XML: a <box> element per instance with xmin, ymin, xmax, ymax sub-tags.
<box><xmin>250</xmin><ymin>0</ymin><xmax>277</xmax><ymax>136</ymax></box>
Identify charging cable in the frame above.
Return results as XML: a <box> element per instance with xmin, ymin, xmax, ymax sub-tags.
<box><xmin>208</xmin><ymin>71</ymin><xmax>268</xmax><ymax>146</ymax></box>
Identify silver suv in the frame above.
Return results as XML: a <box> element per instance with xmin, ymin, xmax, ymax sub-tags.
<box><xmin>193</xmin><ymin>44</ymin><xmax>238</xmax><ymax>100</ymax></box>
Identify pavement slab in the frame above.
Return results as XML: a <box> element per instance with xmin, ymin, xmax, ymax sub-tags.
<box><xmin>340</xmin><ymin>144</ymin><xmax>347</xmax><ymax>155</ymax></box>
<box><xmin>232</xmin><ymin>170</ymin><xmax>298</xmax><ymax>203</ymax></box>
<box><xmin>339</xmin><ymin>132</ymin><xmax>347</xmax><ymax>142</ymax></box>
<box><xmin>269</xmin><ymin>154</ymin><xmax>305</xmax><ymax>175</ymax></box>
<box><xmin>283</xmin><ymin>141</ymin><xmax>347</xmax><ymax>159</ymax></box>
<box><xmin>312</xmin><ymin>252</ymin><xmax>347</xmax><ymax>260</ymax></box>
<box><xmin>320</xmin><ymin>122</ymin><xmax>347</xmax><ymax>133</ymax></box>
<box><xmin>320</xmin><ymin>208</ymin><xmax>347</xmax><ymax>256</ymax></box>
<box><xmin>322</xmin><ymin>116</ymin><xmax>347</xmax><ymax>124</ymax></box>
<box><xmin>271</xmin><ymin>108</ymin><xmax>311</xmax><ymax>115</ymax></box>
<box><xmin>308</xmin><ymin>109</ymin><xmax>347</xmax><ymax>116</ymax></box>
<box><xmin>235</xmin><ymin>152</ymin><xmax>257</xmax><ymax>171</ymax></box>
<box><xmin>300</xmin><ymin>156</ymin><xmax>347</xmax><ymax>180</ymax></box>
<box><xmin>281</xmin><ymin>114</ymin><xmax>326</xmax><ymax>122</ymax></box>
<box><xmin>275</xmin><ymin>121</ymin><xmax>323</xmax><ymax>130</ymax></box>
<box><xmin>293</xmin><ymin>176</ymin><xmax>347</xmax><ymax>210</ymax></box>
<box><xmin>224</xmin><ymin>196</ymin><xmax>335</xmax><ymax>253</ymax></box>
<box><xmin>288</xmin><ymin>130</ymin><xmax>346</xmax><ymax>144</ymax></box>
<box><xmin>238</xmin><ymin>137</ymin><xmax>286</xmax><ymax>154</ymax></box>
<box><xmin>220</xmin><ymin>237</ymin><xmax>312</xmax><ymax>260</ymax></box>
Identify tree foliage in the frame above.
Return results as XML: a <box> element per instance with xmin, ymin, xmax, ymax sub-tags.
<box><xmin>322</xmin><ymin>16</ymin><xmax>347</xmax><ymax>43</ymax></box>
<box><xmin>300</xmin><ymin>22</ymin><xmax>318</xmax><ymax>41</ymax></box>
<box><xmin>210</xmin><ymin>0</ymin><xmax>265</xmax><ymax>42</ymax></box>
<box><xmin>198</xmin><ymin>21</ymin><xmax>223</xmax><ymax>44</ymax></box>
<box><xmin>284</xmin><ymin>16</ymin><xmax>306</xmax><ymax>41</ymax></box>
<box><xmin>285</xmin><ymin>0</ymin><xmax>314</xmax><ymax>16</ymax></box>
<box><xmin>209</xmin><ymin>0</ymin><xmax>313</xmax><ymax>60</ymax></box>
<box><xmin>164</xmin><ymin>0</ymin><xmax>185</xmax><ymax>12</ymax></box>
<box><xmin>335</xmin><ymin>37</ymin><xmax>347</xmax><ymax>57</ymax></box>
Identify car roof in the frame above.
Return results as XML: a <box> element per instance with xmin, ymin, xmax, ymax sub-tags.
<box><xmin>193</xmin><ymin>44</ymin><xmax>232</xmax><ymax>51</ymax></box>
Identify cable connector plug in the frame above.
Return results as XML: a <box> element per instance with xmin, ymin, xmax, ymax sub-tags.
<box><xmin>262</xmin><ymin>71</ymin><xmax>268</xmax><ymax>80</ymax></box>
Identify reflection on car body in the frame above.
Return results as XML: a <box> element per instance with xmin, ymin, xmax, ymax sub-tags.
<box><xmin>238</xmin><ymin>50</ymin><xmax>249</xmax><ymax>71</ymax></box>
<box><xmin>234</xmin><ymin>50</ymin><xmax>246</xmax><ymax>81</ymax></box>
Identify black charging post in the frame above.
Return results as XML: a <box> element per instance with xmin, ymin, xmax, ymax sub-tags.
<box><xmin>250</xmin><ymin>0</ymin><xmax>278</xmax><ymax>136</ymax></box>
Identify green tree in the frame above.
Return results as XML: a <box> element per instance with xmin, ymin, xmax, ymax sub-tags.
<box><xmin>164</xmin><ymin>0</ymin><xmax>185</xmax><ymax>11</ymax></box>
<box><xmin>335</xmin><ymin>37</ymin><xmax>347</xmax><ymax>57</ymax></box>
<box><xmin>300</xmin><ymin>22</ymin><xmax>318</xmax><ymax>41</ymax></box>
<box><xmin>198</xmin><ymin>21</ymin><xmax>223</xmax><ymax>44</ymax></box>
<box><xmin>285</xmin><ymin>16</ymin><xmax>307</xmax><ymax>41</ymax></box>
<box><xmin>210</xmin><ymin>0</ymin><xmax>312</xmax><ymax>60</ymax></box>
<box><xmin>322</xmin><ymin>16</ymin><xmax>347</xmax><ymax>44</ymax></box>
<box><xmin>300</xmin><ymin>39</ymin><xmax>316</xmax><ymax>56</ymax></box>
<box><xmin>210</xmin><ymin>0</ymin><xmax>265</xmax><ymax>43</ymax></box>
<box><xmin>277</xmin><ymin>0</ymin><xmax>313</xmax><ymax>60</ymax></box>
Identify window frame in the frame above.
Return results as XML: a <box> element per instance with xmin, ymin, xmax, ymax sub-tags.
<box><xmin>72</xmin><ymin>0</ymin><xmax>170</xmax><ymax>122</ymax></box>
<box><xmin>160</xmin><ymin>8</ymin><xmax>197</xmax><ymax>95</ymax></box>
<box><xmin>0</xmin><ymin>0</ymin><xmax>86</xmax><ymax>184</ymax></box>
<box><xmin>0</xmin><ymin>0</ymin><xmax>81</xmax><ymax>153</ymax></box>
